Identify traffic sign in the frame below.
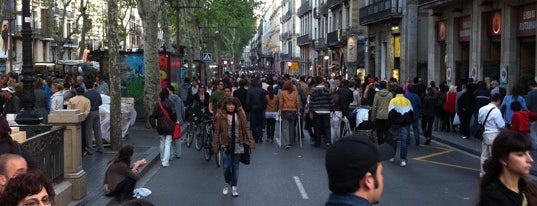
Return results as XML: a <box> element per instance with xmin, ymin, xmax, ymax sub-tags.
<box><xmin>202</xmin><ymin>53</ymin><xmax>212</xmax><ymax>62</ymax></box>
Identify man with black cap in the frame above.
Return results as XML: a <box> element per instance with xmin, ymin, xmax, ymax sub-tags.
<box><xmin>325</xmin><ymin>135</ymin><xmax>394</xmax><ymax>206</ymax></box>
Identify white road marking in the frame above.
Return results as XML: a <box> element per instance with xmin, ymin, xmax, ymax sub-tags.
<box><xmin>293</xmin><ymin>176</ymin><xmax>309</xmax><ymax>199</ymax></box>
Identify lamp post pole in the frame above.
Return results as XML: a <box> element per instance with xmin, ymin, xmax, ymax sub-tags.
<box><xmin>15</xmin><ymin>0</ymin><xmax>41</xmax><ymax>124</ymax></box>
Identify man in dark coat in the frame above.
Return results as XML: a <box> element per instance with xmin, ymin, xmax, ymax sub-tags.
<box><xmin>246</xmin><ymin>78</ymin><xmax>267</xmax><ymax>143</ymax></box>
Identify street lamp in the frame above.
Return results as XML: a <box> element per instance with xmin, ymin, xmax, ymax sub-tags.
<box><xmin>16</xmin><ymin>0</ymin><xmax>41</xmax><ymax>124</ymax></box>
<box><xmin>287</xmin><ymin>62</ymin><xmax>292</xmax><ymax>74</ymax></box>
<box><xmin>323</xmin><ymin>55</ymin><xmax>329</xmax><ymax>76</ymax></box>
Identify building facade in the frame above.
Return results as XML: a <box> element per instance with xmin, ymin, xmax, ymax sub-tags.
<box><xmin>420</xmin><ymin>0</ymin><xmax>537</xmax><ymax>91</ymax></box>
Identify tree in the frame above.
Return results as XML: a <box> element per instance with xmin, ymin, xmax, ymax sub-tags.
<box><xmin>107</xmin><ymin>0</ymin><xmax>122</xmax><ymax>150</ymax></box>
<box><xmin>195</xmin><ymin>0</ymin><xmax>259</xmax><ymax>61</ymax></box>
<box><xmin>137</xmin><ymin>0</ymin><xmax>162</xmax><ymax>128</ymax></box>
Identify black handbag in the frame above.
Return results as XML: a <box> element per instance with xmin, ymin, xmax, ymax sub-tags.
<box><xmin>240</xmin><ymin>143</ymin><xmax>250</xmax><ymax>165</ymax></box>
<box><xmin>475</xmin><ymin>108</ymin><xmax>495</xmax><ymax>140</ymax></box>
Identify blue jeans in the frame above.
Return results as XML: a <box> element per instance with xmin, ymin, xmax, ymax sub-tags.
<box><xmin>221</xmin><ymin>150</ymin><xmax>240</xmax><ymax>186</ymax></box>
<box><xmin>390</xmin><ymin>125</ymin><xmax>410</xmax><ymax>160</ymax></box>
<box><xmin>411</xmin><ymin>120</ymin><xmax>420</xmax><ymax>144</ymax></box>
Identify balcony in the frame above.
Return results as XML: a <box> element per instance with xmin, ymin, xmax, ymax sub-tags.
<box><xmin>327</xmin><ymin>0</ymin><xmax>344</xmax><ymax>9</ymax></box>
<box><xmin>297</xmin><ymin>1</ymin><xmax>312</xmax><ymax>17</ymax></box>
<box><xmin>297</xmin><ymin>34</ymin><xmax>312</xmax><ymax>46</ymax></box>
<box><xmin>327</xmin><ymin>30</ymin><xmax>344</xmax><ymax>47</ymax></box>
<box><xmin>314</xmin><ymin>38</ymin><xmax>327</xmax><ymax>50</ymax></box>
<box><xmin>419</xmin><ymin>0</ymin><xmax>464</xmax><ymax>9</ymax></box>
<box><xmin>280</xmin><ymin>53</ymin><xmax>290</xmax><ymax>60</ymax></box>
<box><xmin>280</xmin><ymin>32</ymin><xmax>290</xmax><ymax>41</ymax></box>
<box><xmin>63</xmin><ymin>38</ymin><xmax>79</xmax><ymax>48</ymax></box>
<box><xmin>359</xmin><ymin>0</ymin><xmax>403</xmax><ymax>26</ymax></box>
<box><xmin>281</xmin><ymin>10</ymin><xmax>292</xmax><ymax>23</ymax></box>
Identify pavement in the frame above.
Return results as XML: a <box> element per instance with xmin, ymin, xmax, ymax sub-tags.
<box><xmin>67</xmin><ymin>123</ymin><xmax>161</xmax><ymax>206</ymax></box>
<box><xmin>65</xmin><ymin>121</ymin><xmax>537</xmax><ymax>205</ymax></box>
<box><xmin>430</xmin><ymin>128</ymin><xmax>537</xmax><ymax>176</ymax></box>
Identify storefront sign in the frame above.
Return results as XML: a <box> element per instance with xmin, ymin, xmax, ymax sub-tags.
<box><xmin>437</xmin><ymin>21</ymin><xmax>447</xmax><ymax>42</ymax></box>
<box><xmin>517</xmin><ymin>4</ymin><xmax>537</xmax><ymax>37</ymax></box>
<box><xmin>488</xmin><ymin>11</ymin><xmax>502</xmax><ymax>36</ymax></box>
<box><xmin>347</xmin><ymin>36</ymin><xmax>357</xmax><ymax>63</ymax></box>
<box><xmin>458</xmin><ymin>16</ymin><xmax>471</xmax><ymax>42</ymax></box>
<box><xmin>446</xmin><ymin>67</ymin><xmax>452</xmax><ymax>81</ymax></box>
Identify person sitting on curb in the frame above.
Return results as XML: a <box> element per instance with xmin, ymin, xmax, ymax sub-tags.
<box><xmin>104</xmin><ymin>144</ymin><xmax>146</xmax><ymax>202</ymax></box>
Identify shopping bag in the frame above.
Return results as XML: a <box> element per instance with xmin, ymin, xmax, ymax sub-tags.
<box><xmin>173</xmin><ymin>123</ymin><xmax>181</xmax><ymax>140</ymax></box>
<box><xmin>453</xmin><ymin>113</ymin><xmax>461</xmax><ymax>126</ymax></box>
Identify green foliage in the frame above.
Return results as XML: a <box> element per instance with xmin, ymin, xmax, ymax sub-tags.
<box><xmin>194</xmin><ymin>0</ymin><xmax>259</xmax><ymax>56</ymax></box>
<box><xmin>126</xmin><ymin>75</ymin><xmax>145</xmax><ymax>100</ymax></box>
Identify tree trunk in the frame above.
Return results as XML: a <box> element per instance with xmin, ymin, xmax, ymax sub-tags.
<box><xmin>161</xmin><ymin>6</ymin><xmax>172</xmax><ymax>51</ymax></box>
<box><xmin>107</xmin><ymin>0</ymin><xmax>122</xmax><ymax>150</ymax></box>
<box><xmin>137</xmin><ymin>0</ymin><xmax>162</xmax><ymax>128</ymax></box>
<box><xmin>78</xmin><ymin>0</ymin><xmax>88</xmax><ymax>59</ymax></box>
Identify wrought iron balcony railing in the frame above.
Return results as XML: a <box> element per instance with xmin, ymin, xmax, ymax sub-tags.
<box><xmin>314</xmin><ymin>37</ymin><xmax>327</xmax><ymax>50</ymax></box>
<box><xmin>327</xmin><ymin>30</ymin><xmax>342</xmax><ymax>46</ymax></box>
<box><xmin>297</xmin><ymin>34</ymin><xmax>312</xmax><ymax>46</ymax></box>
<box><xmin>297</xmin><ymin>1</ymin><xmax>312</xmax><ymax>17</ymax></box>
<box><xmin>327</xmin><ymin>0</ymin><xmax>344</xmax><ymax>9</ymax></box>
<box><xmin>359</xmin><ymin>0</ymin><xmax>403</xmax><ymax>26</ymax></box>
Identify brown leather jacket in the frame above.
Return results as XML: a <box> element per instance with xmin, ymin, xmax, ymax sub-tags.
<box><xmin>212</xmin><ymin>107</ymin><xmax>255</xmax><ymax>154</ymax></box>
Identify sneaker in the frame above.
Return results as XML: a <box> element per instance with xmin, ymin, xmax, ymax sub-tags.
<box><xmin>400</xmin><ymin>160</ymin><xmax>407</xmax><ymax>167</ymax></box>
<box><xmin>222</xmin><ymin>183</ymin><xmax>230</xmax><ymax>195</ymax></box>
<box><xmin>231</xmin><ymin>186</ymin><xmax>239</xmax><ymax>197</ymax></box>
<box><xmin>389</xmin><ymin>158</ymin><xmax>395</xmax><ymax>162</ymax></box>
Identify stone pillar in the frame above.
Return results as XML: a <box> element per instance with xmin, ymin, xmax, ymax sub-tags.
<box><xmin>48</xmin><ymin>110</ymin><xmax>87</xmax><ymax>200</ymax></box>
<box><xmin>502</xmin><ymin>6</ymin><xmax>518</xmax><ymax>92</ymax></box>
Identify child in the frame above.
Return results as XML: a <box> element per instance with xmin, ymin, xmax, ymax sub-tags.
<box><xmin>510</xmin><ymin>101</ymin><xmax>537</xmax><ymax>137</ymax></box>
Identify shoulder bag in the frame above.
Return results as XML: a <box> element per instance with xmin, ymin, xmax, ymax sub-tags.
<box><xmin>475</xmin><ymin>107</ymin><xmax>495</xmax><ymax>140</ymax></box>
<box><xmin>158</xmin><ymin>102</ymin><xmax>181</xmax><ymax>140</ymax></box>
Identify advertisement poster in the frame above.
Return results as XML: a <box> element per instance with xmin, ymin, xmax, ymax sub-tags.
<box><xmin>0</xmin><ymin>20</ymin><xmax>9</xmax><ymax>59</ymax></box>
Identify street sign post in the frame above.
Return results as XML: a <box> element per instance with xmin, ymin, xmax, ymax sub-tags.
<box><xmin>202</xmin><ymin>53</ymin><xmax>212</xmax><ymax>62</ymax></box>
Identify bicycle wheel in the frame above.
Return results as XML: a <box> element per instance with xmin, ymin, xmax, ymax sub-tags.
<box><xmin>186</xmin><ymin>125</ymin><xmax>195</xmax><ymax>148</ymax></box>
<box><xmin>195</xmin><ymin>132</ymin><xmax>203</xmax><ymax>151</ymax></box>
<box><xmin>203</xmin><ymin>134</ymin><xmax>211</xmax><ymax>161</ymax></box>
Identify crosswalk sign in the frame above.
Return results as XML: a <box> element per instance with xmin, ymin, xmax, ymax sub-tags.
<box><xmin>202</xmin><ymin>53</ymin><xmax>212</xmax><ymax>62</ymax></box>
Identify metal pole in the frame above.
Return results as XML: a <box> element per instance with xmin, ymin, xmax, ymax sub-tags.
<box><xmin>16</xmin><ymin>0</ymin><xmax>41</xmax><ymax>124</ymax></box>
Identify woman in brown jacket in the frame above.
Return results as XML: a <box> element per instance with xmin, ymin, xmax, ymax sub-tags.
<box><xmin>265</xmin><ymin>85</ymin><xmax>279</xmax><ymax>143</ymax></box>
<box><xmin>212</xmin><ymin>97</ymin><xmax>255</xmax><ymax>197</ymax></box>
<box><xmin>279</xmin><ymin>81</ymin><xmax>300</xmax><ymax>149</ymax></box>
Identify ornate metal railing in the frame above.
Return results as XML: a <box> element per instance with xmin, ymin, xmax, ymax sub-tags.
<box><xmin>297</xmin><ymin>1</ymin><xmax>312</xmax><ymax>17</ymax></box>
<box><xmin>297</xmin><ymin>34</ymin><xmax>312</xmax><ymax>46</ymax></box>
<box><xmin>21</xmin><ymin>126</ymin><xmax>65</xmax><ymax>182</ymax></box>
<box><xmin>359</xmin><ymin>0</ymin><xmax>403</xmax><ymax>25</ymax></box>
<box><xmin>327</xmin><ymin>0</ymin><xmax>344</xmax><ymax>9</ymax></box>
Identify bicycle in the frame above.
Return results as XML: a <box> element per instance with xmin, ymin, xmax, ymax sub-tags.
<box><xmin>189</xmin><ymin>107</ymin><xmax>206</xmax><ymax>151</ymax></box>
<box><xmin>199</xmin><ymin>114</ymin><xmax>214</xmax><ymax>162</ymax></box>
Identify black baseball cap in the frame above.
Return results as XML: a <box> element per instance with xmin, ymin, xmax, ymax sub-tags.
<box><xmin>326</xmin><ymin>135</ymin><xmax>395</xmax><ymax>179</ymax></box>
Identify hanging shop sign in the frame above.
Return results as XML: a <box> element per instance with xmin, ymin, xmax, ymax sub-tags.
<box><xmin>500</xmin><ymin>65</ymin><xmax>508</xmax><ymax>84</ymax></box>
<box><xmin>458</xmin><ymin>16</ymin><xmax>471</xmax><ymax>42</ymax></box>
<box><xmin>488</xmin><ymin>11</ymin><xmax>502</xmax><ymax>36</ymax></box>
<box><xmin>446</xmin><ymin>67</ymin><xmax>453</xmax><ymax>81</ymax></box>
<box><xmin>517</xmin><ymin>4</ymin><xmax>537</xmax><ymax>37</ymax></box>
<box><xmin>437</xmin><ymin>21</ymin><xmax>447</xmax><ymax>42</ymax></box>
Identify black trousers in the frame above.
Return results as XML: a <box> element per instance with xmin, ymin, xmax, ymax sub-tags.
<box><xmin>421</xmin><ymin>116</ymin><xmax>434</xmax><ymax>138</ymax></box>
<box><xmin>106</xmin><ymin>177</ymin><xmax>137</xmax><ymax>201</ymax></box>
<box><xmin>266</xmin><ymin>118</ymin><xmax>276</xmax><ymax>140</ymax></box>
<box><xmin>375</xmin><ymin>119</ymin><xmax>391</xmax><ymax>145</ymax></box>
